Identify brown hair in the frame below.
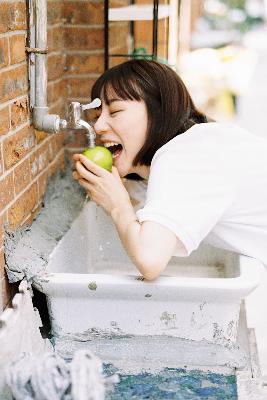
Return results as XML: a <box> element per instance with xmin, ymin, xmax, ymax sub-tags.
<box><xmin>91</xmin><ymin>59</ymin><xmax>207</xmax><ymax>166</ymax></box>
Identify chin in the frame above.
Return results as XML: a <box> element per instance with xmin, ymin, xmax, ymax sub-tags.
<box><xmin>114</xmin><ymin>162</ymin><xmax>131</xmax><ymax>178</ymax></box>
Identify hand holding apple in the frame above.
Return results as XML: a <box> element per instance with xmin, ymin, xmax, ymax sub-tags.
<box><xmin>83</xmin><ymin>146</ymin><xmax>113</xmax><ymax>172</ymax></box>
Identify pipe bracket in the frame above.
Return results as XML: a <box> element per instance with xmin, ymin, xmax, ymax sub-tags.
<box><xmin>25</xmin><ymin>46</ymin><xmax>48</xmax><ymax>54</ymax></box>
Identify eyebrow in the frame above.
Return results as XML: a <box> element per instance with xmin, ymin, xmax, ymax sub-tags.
<box><xmin>106</xmin><ymin>98</ymin><xmax>123</xmax><ymax>105</ymax></box>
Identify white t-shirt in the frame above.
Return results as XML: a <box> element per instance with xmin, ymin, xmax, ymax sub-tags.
<box><xmin>136</xmin><ymin>122</ymin><xmax>267</xmax><ymax>266</ymax></box>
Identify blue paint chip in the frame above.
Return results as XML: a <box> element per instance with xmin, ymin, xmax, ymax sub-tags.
<box><xmin>105</xmin><ymin>365</ymin><xmax>237</xmax><ymax>399</ymax></box>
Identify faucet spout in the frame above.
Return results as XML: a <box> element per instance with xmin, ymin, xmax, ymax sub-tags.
<box><xmin>67</xmin><ymin>99</ymin><xmax>101</xmax><ymax>147</ymax></box>
<box><xmin>77</xmin><ymin>119</ymin><xmax>96</xmax><ymax>148</ymax></box>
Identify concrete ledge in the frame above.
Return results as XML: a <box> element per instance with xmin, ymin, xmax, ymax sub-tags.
<box><xmin>4</xmin><ymin>167</ymin><xmax>85</xmax><ymax>284</ymax></box>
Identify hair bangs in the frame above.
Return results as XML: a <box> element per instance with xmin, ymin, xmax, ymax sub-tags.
<box><xmin>91</xmin><ymin>65</ymin><xmax>143</xmax><ymax>105</ymax></box>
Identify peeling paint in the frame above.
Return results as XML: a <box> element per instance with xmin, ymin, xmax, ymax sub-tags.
<box><xmin>88</xmin><ymin>281</ymin><xmax>97</xmax><ymax>291</ymax></box>
<box><xmin>160</xmin><ymin>311</ymin><xmax>177</xmax><ymax>329</ymax></box>
<box><xmin>227</xmin><ymin>320</ymin><xmax>237</xmax><ymax>339</ymax></box>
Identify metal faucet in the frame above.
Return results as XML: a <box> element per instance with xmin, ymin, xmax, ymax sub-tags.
<box><xmin>68</xmin><ymin>98</ymin><xmax>101</xmax><ymax>148</ymax></box>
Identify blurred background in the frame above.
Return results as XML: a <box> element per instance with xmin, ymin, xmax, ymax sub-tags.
<box><xmin>105</xmin><ymin>0</ymin><xmax>267</xmax><ymax>134</ymax></box>
<box><xmin>177</xmin><ymin>0</ymin><xmax>267</xmax><ymax>132</ymax></box>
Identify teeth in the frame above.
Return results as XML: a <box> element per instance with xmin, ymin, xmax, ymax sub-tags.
<box><xmin>103</xmin><ymin>142</ymin><xmax>120</xmax><ymax>148</ymax></box>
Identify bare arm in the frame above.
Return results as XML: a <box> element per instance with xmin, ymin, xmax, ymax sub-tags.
<box><xmin>73</xmin><ymin>154</ymin><xmax>186</xmax><ymax>279</ymax></box>
<box><xmin>111</xmin><ymin>202</ymin><xmax>184</xmax><ymax>280</ymax></box>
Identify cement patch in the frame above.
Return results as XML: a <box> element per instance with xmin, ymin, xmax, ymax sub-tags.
<box><xmin>4</xmin><ymin>166</ymin><xmax>86</xmax><ymax>284</ymax></box>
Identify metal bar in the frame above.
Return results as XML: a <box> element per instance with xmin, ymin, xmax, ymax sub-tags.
<box><xmin>35</xmin><ymin>0</ymin><xmax>47</xmax><ymax>108</ymax></box>
<box><xmin>152</xmin><ymin>0</ymin><xmax>159</xmax><ymax>58</ymax></box>
<box><xmin>104</xmin><ymin>0</ymin><xmax>109</xmax><ymax>70</ymax></box>
<box><xmin>27</xmin><ymin>0</ymin><xmax>36</xmax><ymax>111</ymax></box>
<box><xmin>130</xmin><ymin>0</ymin><xmax>135</xmax><ymax>54</ymax></box>
<box><xmin>177</xmin><ymin>0</ymin><xmax>182</xmax><ymax>54</ymax></box>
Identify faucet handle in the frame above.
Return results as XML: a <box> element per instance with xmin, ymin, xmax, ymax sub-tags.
<box><xmin>81</xmin><ymin>98</ymin><xmax>101</xmax><ymax>111</ymax></box>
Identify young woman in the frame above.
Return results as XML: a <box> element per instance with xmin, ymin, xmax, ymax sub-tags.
<box><xmin>73</xmin><ymin>60</ymin><xmax>267</xmax><ymax>280</ymax></box>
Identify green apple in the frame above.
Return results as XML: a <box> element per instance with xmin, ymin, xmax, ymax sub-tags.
<box><xmin>83</xmin><ymin>146</ymin><xmax>113</xmax><ymax>172</ymax></box>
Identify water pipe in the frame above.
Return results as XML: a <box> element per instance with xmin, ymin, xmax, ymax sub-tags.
<box><xmin>27</xmin><ymin>0</ymin><xmax>67</xmax><ymax>133</ymax></box>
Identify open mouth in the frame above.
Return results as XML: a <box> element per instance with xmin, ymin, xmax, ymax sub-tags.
<box><xmin>103</xmin><ymin>142</ymin><xmax>123</xmax><ymax>159</ymax></box>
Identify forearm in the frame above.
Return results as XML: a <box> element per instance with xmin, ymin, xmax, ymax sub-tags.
<box><xmin>110</xmin><ymin>201</ymin><xmax>175</xmax><ymax>279</ymax></box>
<box><xmin>110</xmin><ymin>202</ymin><xmax>146</xmax><ymax>273</ymax></box>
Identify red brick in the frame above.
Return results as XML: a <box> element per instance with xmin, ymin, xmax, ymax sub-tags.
<box><xmin>66</xmin><ymin>77</ymin><xmax>96</xmax><ymax>98</ymax></box>
<box><xmin>0</xmin><ymin>64</ymin><xmax>28</xmax><ymax>103</ymax></box>
<box><xmin>48</xmin><ymin>79</ymin><xmax>65</xmax><ymax>104</ymax></box>
<box><xmin>55</xmin><ymin>79</ymin><xmax>67</xmax><ymax>101</ymax></box>
<box><xmin>110</xmin><ymin>0</ymin><xmax>129</xmax><ymax>6</ymax></box>
<box><xmin>48</xmin><ymin>26</ymin><xmax>64</xmax><ymax>52</ymax></box>
<box><xmin>13</xmin><ymin>158</ymin><xmax>31</xmax><ymax>195</ymax></box>
<box><xmin>34</xmin><ymin>129</ymin><xmax>49</xmax><ymax>144</ymax></box>
<box><xmin>109</xmin><ymin>23</ymin><xmax>129</xmax><ymax>52</ymax></box>
<box><xmin>63</xmin><ymin>2</ymin><xmax>104</xmax><ymax>25</ymax></box>
<box><xmin>7</xmin><ymin>183</ymin><xmax>38</xmax><ymax>230</ymax></box>
<box><xmin>30</xmin><ymin>141</ymin><xmax>50</xmax><ymax>179</ymax></box>
<box><xmin>0</xmin><ymin>2</ymin><xmax>27</xmax><ymax>33</ymax></box>
<box><xmin>0</xmin><ymin>37</ymin><xmax>9</xmax><ymax>68</ymax></box>
<box><xmin>57</xmin><ymin>150</ymin><xmax>65</xmax><ymax>171</ymax></box>
<box><xmin>11</xmin><ymin>97</ymin><xmax>29</xmax><ymax>129</ymax></box>
<box><xmin>38</xmin><ymin>170</ymin><xmax>48</xmax><ymax>200</ymax></box>
<box><xmin>64</xmin><ymin>27</ymin><xmax>104</xmax><ymax>51</ymax></box>
<box><xmin>0</xmin><ymin>106</ymin><xmax>10</xmax><ymax>136</ymax></box>
<box><xmin>3</xmin><ymin>126</ymin><xmax>36</xmax><ymax>170</ymax></box>
<box><xmin>109</xmin><ymin>56</ymin><xmax>129</xmax><ymax>68</ymax></box>
<box><xmin>64</xmin><ymin>130</ymin><xmax>88</xmax><ymax>149</ymax></box>
<box><xmin>47</xmin><ymin>81</ymin><xmax>54</xmax><ymax>105</ymax></box>
<box><xmin>0</xmin><ymin>214</ymin><xmax>6</xmax><ymax>251</ymax></box>
<box><xmin>23</xmin><ymin>203</ymin><xmax>42</xmax><ymax>226</ymax></box>
<box><xmin>47</xmin><ymin>1</ymin><xmax>62</xmax><ymax>25</ymax></box>
<box><xmin>49</xmin><ymin>151</ymin><xmax>65</xmax><ymax>176</ymax></box>
<box><xmin>65</xmin><ymin>54</ymin><xmax>104</xmax><ymax>75</ymax></box>
<box><xmin>9</xmin><ymin>34</ymin><xmax>27</xmax><ymax>64</ymax></box>
<box><xmin>135</xmin><ymin>19</ymin><xmax>168</xmax><ymax>58</ymax></box>
<box><xmin>0</xmin><ymin>172</ymin><xmax>14</xmax><ymax>212</ymax></box>
<box><xmin>0</xmin><ymin>145</ymin><xmax>3</xmax><ymax>177</ymax></box>
<box><xmin>47</xmin><ymin>53</ymin><xmax>65</xmax><ymax>81</ymax></box>
<box><xmin>49</xmin><ymin>100</ymin><xmax>65</xmax><ymax>118</ymax></box>
<box><xmin>50</xmin><ymin>132</ymin><xmax>65</xmax><ymax>158</ymax></box>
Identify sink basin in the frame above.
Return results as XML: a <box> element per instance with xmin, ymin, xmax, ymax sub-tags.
<box><xmin>34</xmin><ymin>201</ymin><xmax>261</xmax><ymax>344</ymax></box>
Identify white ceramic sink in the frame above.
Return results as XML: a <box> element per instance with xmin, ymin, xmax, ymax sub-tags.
<box><xmin>34</xmin><ymin>201</ymin><xmax>261</xmax><ymax>345</ymax></box>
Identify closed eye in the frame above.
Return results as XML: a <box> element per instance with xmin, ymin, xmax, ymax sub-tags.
<box><xmin>110</xmin><ymin>110</ymin><xmax>122</xmax><ymax>115</ymax></box>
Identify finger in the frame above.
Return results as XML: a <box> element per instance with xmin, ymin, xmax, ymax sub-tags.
<box><xmin>73</xmin><ymin>153</ymin><xmax>82</xmax><ymax>161</ymax></box>
<box><xmin>77</xmin><ymin>177</ymin><xmax>95</xmax><ymax>192</ymax></box>
<box><xmin>79</xmin><ymin>154</ymin><xmax>108</xmax><ymax>177</ymax></box>
<box><xmin>76</xmin><ymin>161</ymin><xmax>98</xmax><ymax>184</ymax></box>
<box><xmin>111</xmin><ymin>166</ymin><xmax>121</xmax><ymax>179</ymax></box>
<box><xmin>73</xmin><ymin>171</ymin><xmax>83</xmax><ymax>181</ymax></box>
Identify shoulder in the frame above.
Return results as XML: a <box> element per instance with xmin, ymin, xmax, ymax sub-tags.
<box><xmin>150</xmin><ymin>123</ymin><xmax>224</xmax><ymax>166</ymax></box>
<box><xmin>151</xmin><ymin>122</ymin><xmax>258</xmax><ymax>166</ymax></box>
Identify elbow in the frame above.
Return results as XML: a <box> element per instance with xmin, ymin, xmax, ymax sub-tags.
<box><xmin>136</xmin><ymin>254</ymin><xmax>166</xmax><ymax>281</ymax></box>
<box><xmin>141</xmin><ymin>270</ymin><xmax>161</xmax><ymax>281</ymax></box>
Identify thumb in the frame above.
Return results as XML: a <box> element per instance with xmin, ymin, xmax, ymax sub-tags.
<box><xmin>111</xmin><ymin>166</ymin><xmax>121</xmax><ymax>179</ymax></box>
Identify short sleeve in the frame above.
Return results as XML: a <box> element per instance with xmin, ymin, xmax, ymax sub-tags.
<box><xmin>136</xmin><ymin>136</ymin><xmax>235</xmax><ymax>255</ymax></box>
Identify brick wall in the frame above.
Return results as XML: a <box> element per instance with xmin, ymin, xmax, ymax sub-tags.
<box><xmin>0</xmin><ymin>0</ymin><xmax>173</xmax><ymax>313</ymax></box>
<box><xmin>0</xmin><ymin>0</ymin><xmax>65</xmax><ymax>313</ymax></box>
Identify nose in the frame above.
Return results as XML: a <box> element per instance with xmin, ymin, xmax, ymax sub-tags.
<box><xmin>93</xmin><ymin>112</ymin><xmax>109</xmax><ymax>136</ymax></box>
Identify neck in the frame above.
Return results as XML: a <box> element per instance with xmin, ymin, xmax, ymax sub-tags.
<box><xmin>131</xmin><ymin>164</ymin><xmax>150</xmax><ymax>180</ymax></box>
